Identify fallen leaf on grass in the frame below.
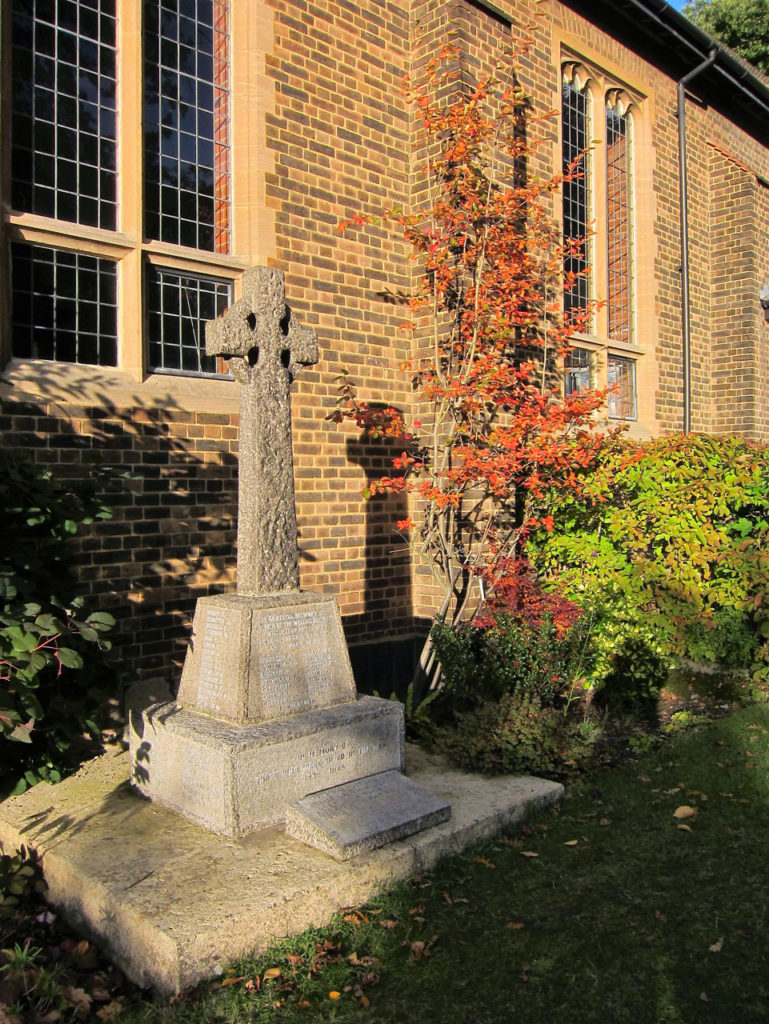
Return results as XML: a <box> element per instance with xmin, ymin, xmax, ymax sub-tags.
<box><xmin>700</xmin><ymin>992</ymin><xmax>711</xmax><ymax>1002</ymax></box>
<box><xmin>677</xmin><ymin>824</ymin><xmax>693</xmax><ymax>832</ymax></box>
<box><xmin>563</xmin><ymin>839</ymin><xmax>579</xmax><ymax>846</ymax></box>
<box><xmin>521</xmin><ymin>851</ymin><xmax>539</xmax><ymax>858</ymax></box>
<box><xmin>220</xmin><ymin>976</ymin><xmax>246</xmax><ymax>987</ymax></box>
<box><xmin>69</xmin><ymin>940</ymin><xmax>98</xmax><ymax>970</ymax></box>
<box><xmin>506</xmin><ymin>921</ymin><xmax>526</xmax><ymax>930</ymax></box>
<box><xmin>443</xmin><ymin>892</ymin><xmax>452</xmax><ymax>905</ymax></box>
<box><xmin>263</xmin><ymin>968</ymin><xmax>281</xmax><ymax>980</ymax></box>
<box><xmin>599</xmin><ymin>818</ymin><xmax>611</xmax><ymax>826</ymax></box>
<box><xmin>474</xmin><ymin>856</ymin><xmax>496</xmax><ymax>868</ymax></box>
<box><xmin>499</xmin><ymin>836</ymin><xmax>522</xmax><ymax>848</ymax></box>
<box><xmin>348</xmin><ymin>953</ymin><xmax>377</xmax><ymax>967</ymax></box>
<box><xmin>673</xmin><ymin>805</ymin><xmax>697</xmax><ymax>819</ymax></box>
<box><xmin>61</xmin><ymin>986</ymin><xmax>92</xmax><ymax>1018</ymax></box>
<box><xmin>709</xmin><ymin>937</ymin><xmax>724</xmax><ymax>953</ymax></box>
<box><xmin>96</xmin><ymin>1001</ymin><xmax>123</xmax><ymax>1022</ymax></box>
<box><xmin>404</xmin><ymin>936</ymin><xmax>439</xmax><ymax>961</ymax></box>
<box><xmin>344</xmin><ymin>912</ymin><xmax>369</xmax><ymax>925</ymax></box>
<box><xmin>329</xmin><ymin>991</ymin><xmax>341</xmax><ymax>1000</ymax></box>
<box><xmin>655</xmin><ymin>910</ymin><xmax>667</xmax><ymax>923</ymax></box>
<box><xmin>379</xmin><ymin>919</ymin><xmax>398</xmax><ymax>929</ymax></box>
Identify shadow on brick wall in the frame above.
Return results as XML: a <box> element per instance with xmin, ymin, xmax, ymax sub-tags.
<box><xmin>345</xmin><ymin>410</ymin><xmax>431</xmax><ymax>697</ymax></box>
<box><xmin>0</xmin><ymin>365</ymin><xmax>238</xmax><ymax>693</ymax></box>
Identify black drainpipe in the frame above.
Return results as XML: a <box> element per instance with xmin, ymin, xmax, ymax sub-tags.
<box><xmin>677</xmin><ymin>47</ymin><xmax>718</xmax><ymax>435</ymax></box>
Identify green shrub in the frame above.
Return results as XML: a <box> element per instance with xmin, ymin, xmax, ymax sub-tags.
<box><xmin>428</xmin><ymin>612</ymin><xmax>599</xmax><ymax>777</ymax></box>
<box><xmin>535</xmin><ymin>434</ymin><xmax>769</xmax><ymax>684</ymax></box>
<box><xmin>0</xmin><ymin>450</ymin><xmax>116</xmax><ymax>794</ymax></box>
<box><xmin>435</xmin><ymin>691</ymin><xmax>598</xmax><ymax>778</ymax></box>
<box><xmin>431</xmin><ymin>612</ymin><xmax>593</xmax><ymax>713</ymax></box>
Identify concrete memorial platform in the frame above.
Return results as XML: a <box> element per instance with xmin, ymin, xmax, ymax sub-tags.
<box><xmin>0</xmin><ymin>744</ymin><xmax>562</xmax><ymax>995</ymax></box>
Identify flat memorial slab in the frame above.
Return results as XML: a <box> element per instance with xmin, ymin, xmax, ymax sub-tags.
<box><xmin>286</xmin><ymin>770</ymin><xmax>451</xmax><ymax>860</ymax></box>
<box><xmin>0</xmin><ymin>745</ymin><xmax>562</xmax><ymax>996</ymax></box>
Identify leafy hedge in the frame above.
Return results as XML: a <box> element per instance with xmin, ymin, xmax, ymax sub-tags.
<box><xmin>0</xmin><ymin>451</ymin><xmax>116</xmax><ymax>794</ymax></box>
<box><xmin>534</xmin><ymin>434</ymin><xmax>769</xmax><ymax>685</ymax></box>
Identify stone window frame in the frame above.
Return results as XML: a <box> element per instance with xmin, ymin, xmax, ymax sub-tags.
<box><xmin>0</xmin><ymin>1</ymin><xmax>272</xmax><ymax>403</ymax></box>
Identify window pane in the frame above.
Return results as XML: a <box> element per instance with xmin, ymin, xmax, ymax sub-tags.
<box><xmin>607</xmin><ymin>355</ymin><xmax>637</xmax><ymax>420</ymax></box>
<box><xmin>564</xmin><ymin>347</ymin><xmax>591</xmax><ymax>397</ymax></box>
<box><xmin>143</xmin><ymin>0</ymin><xmax>231</xmax><ymax>252</ymax></box>
<box><xmin>562</xmin><ymin>75</ymin><xmax>590</xmax><ymax>318</ymax></box>
<box><xmin>11</xmin><ymin>243</ymin><xmax>118</xmax><ymax>366</ymax></box>
<box><xmin>606</xmin><ymin>102</ymin><xmax>634</xmax><ymax>345</ymax></box>
<box><xmin>10</xmin><ymin>0</ymin><xmax>117</xmax><ymax>229</ymax></box>
<box><xmin>146</xmin><ymin>265</ymin><xmax>232</xmax><ymax>377</ymax></box>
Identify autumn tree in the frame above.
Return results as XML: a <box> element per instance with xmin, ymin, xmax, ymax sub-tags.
<box><xmin>683</xmin><ymin>0</ymin><xmax>769</xmax><ymax>75</ymax></box>
<box><xmin>332</xmin><ymin>45</ymin><xmax>613</xmax><ymax>682</ymax></box>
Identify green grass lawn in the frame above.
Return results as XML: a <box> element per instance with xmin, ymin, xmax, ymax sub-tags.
<box><xmin>109</xmin><ymin>702</ymin><xmax>769</xmax><ymax>1024</ymax></box>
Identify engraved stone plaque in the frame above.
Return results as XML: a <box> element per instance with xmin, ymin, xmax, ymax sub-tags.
<box><xmin>285</xmin><ymin>771</ymin><xmax>452</xmax><ymax>860</ymax></box>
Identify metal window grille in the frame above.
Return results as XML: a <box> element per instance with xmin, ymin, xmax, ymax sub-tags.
<box><xmin>143</xmin><ymin>0</ymin><xmax>231</xmax><ymax>253</ymax></box>
<box><xmin>562</xmin><ymin>78</ymin><xmax>590</xmax><ymax>316</ymax></box>
<box><xmin>607</xmin><ymin>354</ymin><xmax>637</xmax><ymax>420</ymax></box>
<box><xmin>146</xmin><ymin>265</ymin><xmax>232</xmax><ymax>377</ymax></box>
<box><xmin>564</xmin><ymin>347</ymin><xmax>591</xmax><ymax>396</ymax></box>
<box><xmin>606</xmin><ymin>102</ymin><xmax>634</xmax><ymax>344</ymax></box>
<box><xmin>11</xmin><ymin>243</ymin><xmax>118</xmax><ymax>366</ymax></box>
<box><xmin>10</xmin><ymin>0</ymin><xmax>117</xmax><ymax>229</ymax></box>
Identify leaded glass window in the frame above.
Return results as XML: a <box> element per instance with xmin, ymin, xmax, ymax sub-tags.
<box><xmin>11</xmin><ymin>243</ymin><xmax>118</xmax><ymax>366</ymax></box>
<box><xmin>564</xmin><ymin>347</ymin><xmax>591</xmax><ymax>397</ymax></box>
<box><xmin>143</xmin><ymin>0</ymin><xmax>231</xmax><ymax>252</ymax></box>
<box><xmin>146</xmin><ymin>266</ymin><xmax>231</xmax><ymax>376</ymax></box>
<box><xmin>562</xmin><ymin>70</ymin><xmax>590</xmax><ymax>317</ymax></box>
<box><xmin>607</xmin><ymin>354</ymin><xmax>637</xmax><ymax>420</ymax></box>
<box><xmin>606</xmin><ymin>94</ymin><xmax>634</xmax><ymax>345</ymax></box>
<box><xmin>10</xmin><ymin>0</ymin><xmax>117</xmax><ymax>229</ymax></box>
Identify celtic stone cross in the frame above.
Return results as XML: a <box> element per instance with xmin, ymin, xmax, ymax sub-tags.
<box><xmin>206</xmin><ymin>267</ymin><xmax>318</xmax><ymax>594</ymax></box>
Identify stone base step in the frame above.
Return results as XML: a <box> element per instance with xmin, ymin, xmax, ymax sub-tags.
<box><xmin>286</xmin><ymin>770</ymin><xmax>451</xmax><ymax>860</ymax></box>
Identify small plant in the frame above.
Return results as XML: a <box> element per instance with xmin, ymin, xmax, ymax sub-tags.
<box><xmin>0</xmin><ymin>845</ymin><xmax>45</xmax><ymax>916</ymax></box>
<box><xmin>436</xmin><ymin>690</ymin><xmax>599</xmax><ymax>778</ymax></box>
<box><xmin>0</xmin><ymin>449</ymin><xmax>117</xmax><ymax>794</ymax></box>
<box><xmin>428</xmin><ymin>604</ymin><xmax>600</xmax><ymax>778</ymax></box>
<box><xmin>431</xmin><ymin>608</ymin><xmax>593</xmax><ymax>713</ymax></box>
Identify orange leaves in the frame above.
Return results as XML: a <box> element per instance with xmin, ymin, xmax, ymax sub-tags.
<box><xmin>333</xmin><ymin>42</ymin><xmax>612</xmax><ymax>621</ymax></box>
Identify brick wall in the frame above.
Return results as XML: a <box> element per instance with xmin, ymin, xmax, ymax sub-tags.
<box><xmin>265</xmin><ymin>0</ymin><xmax>425</xmax><ymax>656</ymax></box>
<box><xmin>2</xmin><ymin>0</ymin><xmax>768</xmax><ymax>689</ymax></box>
<box><xmin>0</xmin><ymin>391</ymin><xmax>238</xmax><ymax>682</ymax></box>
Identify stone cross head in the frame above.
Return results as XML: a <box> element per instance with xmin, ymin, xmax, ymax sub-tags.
<box><xmin>205</xmin><ymin>267</ymin><xmax>318</xmax><ymax>385</ymax></box>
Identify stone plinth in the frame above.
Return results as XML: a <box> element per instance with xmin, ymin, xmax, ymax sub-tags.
<box><xmin>129</xmin><ymin>695</ymin><xmax>404</xmax><ymax>837</ymax></box>
<box><xmin>286</xmin><ymin>771</ymin><xmax>451</xmax><ymax>860</ymax></box>
<box><xmin>176</xmin><ymin>592</ymin><xmax>356</xmax><ymax>724</ymax></box>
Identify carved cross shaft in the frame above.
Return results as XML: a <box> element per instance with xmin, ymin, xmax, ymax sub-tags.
<box><xmin>206</xmin><ymin>267</ymin><xmax>318</xmax><ymax>595</ymax></box>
